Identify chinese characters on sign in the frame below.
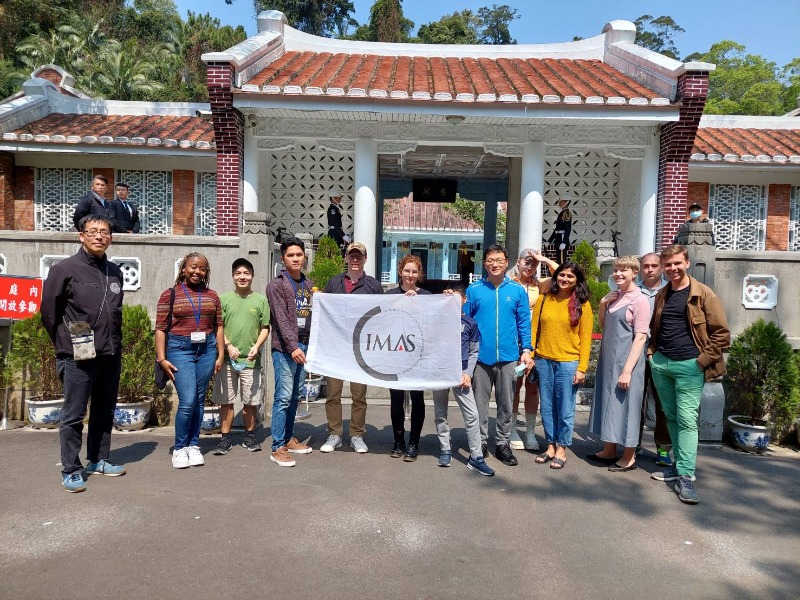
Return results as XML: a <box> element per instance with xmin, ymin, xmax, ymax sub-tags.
<box><xmin>0</xmin><ymin>275</ymin><xmax>43</xmax><ymax>319</ymax></box>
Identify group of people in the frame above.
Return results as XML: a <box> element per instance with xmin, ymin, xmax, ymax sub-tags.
<box><xmin>72</xmin><ymin>174</ymin><xmax>140</xmax><ymax>234</ymax></box>
<box><xmin>42</xmin><ymin>212</ymin><xmax>730</xmax><ymax>506</ymax></box>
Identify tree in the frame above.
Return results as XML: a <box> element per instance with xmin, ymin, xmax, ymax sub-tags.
<box><xmin>476</xmin><ymin>4</ymin><xmax>518</xmax><ymax>45</ymax></box>
<box><xmin>688</xmin><ymin>41</ymin><xmax>787</xmax><ymax>115</ymax></box>
<box><xmin>634</xmin><ymin>14</ymin><xmax>684</xmax><ymax>60</ymax></box>
<box><xmin>416</xmin><ymin>10</ymin><xmax>479</xmax><ymax>45</ymax></box>
<box><xmin>443</xmin><ymin>196</ymin><xmax>507</xmax><ymax>244</ymax></box>
<box><xmin>349</xmin><ymin>0</ymin><xmax>413</xmax><ymax>43</ymax></box>
<box><xmin>247</xmin><ymin>0</ymin><xmax>355</xmax><ymax>38</ymax></box>
<box><xmin>89</xmin><ymin>40</ymin><xmax>163</xmax><ymax>100</ymax></box>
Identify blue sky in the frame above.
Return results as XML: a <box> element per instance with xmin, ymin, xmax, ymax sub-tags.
<box><xmin>175</xmin><ymin>0</ymin><xmax>799</xmax><ymax>69</ymax></box>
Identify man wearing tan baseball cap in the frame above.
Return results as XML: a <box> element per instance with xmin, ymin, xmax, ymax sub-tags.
<box><xmin>319</xmin><ymin>241</ymin><xmax>383</xmax><ymax>454</ymax></box>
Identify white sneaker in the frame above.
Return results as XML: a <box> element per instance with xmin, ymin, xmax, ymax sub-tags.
<box><xmin>320</xmin><ymin>434</ymin><xmax>342</xmax><ymax>453</ymax></box>
<box><xmin>186</xmin><ymin>445</ymin><xmax>205</xmax><ymax>466</ymax></box>
<box><xmin>350</xmin><ymin>436</ymin><xmax>368</xmax><ymax>453</ymax></box>
<box><xmin>509</xmin><ymin>427</ymin><xmax>525</xmax><ymax>450</ymax></box>
<box><xmin>172</xmin><ymin>448</ymin><xmax>190</xmax><ymax>469</ymax></box>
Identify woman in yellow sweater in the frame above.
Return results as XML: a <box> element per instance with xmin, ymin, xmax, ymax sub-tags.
<box><xmin>530</xmin><ymin>262</ymin><xmax>593</xmax><ymax>469</ymax></box>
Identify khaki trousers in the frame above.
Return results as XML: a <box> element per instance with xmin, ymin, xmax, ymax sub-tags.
<box><xmin>325</xmin><ymin>377</ymin><xmax>368</xmax><ymax>437</ymax></box>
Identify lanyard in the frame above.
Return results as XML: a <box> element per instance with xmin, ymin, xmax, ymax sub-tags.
<box><xmin>285</xmin><ymin>272</ymin><xmax>307</xmax><ymax>311</ymax></box>
<box><xmin>181</xmin><ymin>284</ymin><xmax>203</xmax><ymax>329</ymax></box>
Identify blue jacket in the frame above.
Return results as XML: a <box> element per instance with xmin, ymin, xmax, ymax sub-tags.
<box><xmin>465</xmin><ymin>276</ymin><xmax>531</xmax><ymax>365</ymax></box>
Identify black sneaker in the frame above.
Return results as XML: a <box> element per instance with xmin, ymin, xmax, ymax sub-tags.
<box><xmin>242</xmin><ymin>432</ymin><xmax>262</xmax><ymax>452</ymax></box>
<box><xmin>481</xmin><ymin>441</ymin><xmax>489</xmax><ymax>458</ymax></box>
<box><xmin>390</xmin><ymin>440</ymin><xmax>406</xmax><ymax>458</ymax></box>
<box><xmin>213</xmin><ymin>437</ymin><xmax>233</xmax><ymax>455</ymax></box>
<box><xmin>494</xmin><ymin>444</ymin><xmax>518</xmax><ymax>466</ymax></box>
<box><xmin>403</xmin><ymin>442</ymin><xmax>419</xmax><ymax>462</ymax></box>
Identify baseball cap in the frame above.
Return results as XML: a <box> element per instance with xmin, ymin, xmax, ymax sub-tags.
<box><xmin>346</xmin><ymin>241</ymin><xmax>367</xmax><ymax>255</ymax></box>
<box><xmin>689</xmin><ymin>202</ymin><xmax>702</xmax><ymax>210</ymax></box>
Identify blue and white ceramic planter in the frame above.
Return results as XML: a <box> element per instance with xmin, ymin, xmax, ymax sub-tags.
<box><xmin>113</xmin><ymin>399</ymin><xmax>152</xmax><ymax>431</ymax></box>
<box><xmin>727</xmin><ymin>415</ymin><xmax>771</xmax><ymax>452</ymax></box>
<box><xmin>201</xmin><ymin>405</ymin><xmax>221</xmax><ymax>434</ymax></box>
<box><xmin>26</xmin><ymin>398</ymin><xmax>64</xmax><ymax>429</ymax></box>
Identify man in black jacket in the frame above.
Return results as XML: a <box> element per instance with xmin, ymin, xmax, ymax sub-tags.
<box><xmin>319</xmin><ymin>241</ymin><xmax>383</xmax><ymax>454</ymax></box>
<box><xmin>71</xmin><ymin>175</ymin><xmax>117</xmax><ymax>231</ymax></box>
<box><xmin>42</xmin><ymin>215</ymin><xmax>127</xmax><ymax>493</ymax></box>
<box><xmin>112</xmin><ymin>182</ymin><xmax>140</xmax><ymax>233</ymax></box>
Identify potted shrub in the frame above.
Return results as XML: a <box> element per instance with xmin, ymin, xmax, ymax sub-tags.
<box><xmin>201</xmin><ymin>375</ymin><xmax>221</xmax><ymax>434</ymax></box>
<box><xmin>114</xmin><ymin>305</ymin><xmax>158</xmax><ymax>430</ymax></box>
<box><xmin>725</xmin><ymin>319</ymin><xmax>800</xmax><ymax>451</ymax></box>
<box><xmin>309</xmin><ymin>235</ymin><xmax>344</xmax><ymax>291</ymax></box>
<box><xmin>7</xmin><ymin>313</ymin><xmax>64</xmax><ymax>428</ymax></box>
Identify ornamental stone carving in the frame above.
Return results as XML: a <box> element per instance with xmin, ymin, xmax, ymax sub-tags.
<box><xmin>549</xmin><ymin>126</ymin><xmax>650</xmax><ymax>146</ymax></box>
<box><xmin>606</xmin><ymin>147</ymin><xmax>646</xmax><ymax>159</ymax></box>
<box><xmin>398</xmin><ymin>122</ymin><xmax>417</xmax><ymax>140</ymax></box>
<box><xmin>357</xmin><ymin>123</ymin><xmax>376</xmax><ymax>138</ymax></box>
<box><xmin>318</xmin><ymin>139</ymin><xmax>356</xmax><ymax>153</ymax></box>
<box><xmin>484</xmin><ymin>144</ymin><xmax>524</xmax><ymax>157</ymax></box>
<box><xmin>378</xmin><ymin>141</ymin><xmax>418</xmax><ymax>154</ymax></box>
<box><xmin>243</xmin><ymin>212</ymin><xmax>269</xmax><ymax>235</ymax></box>
<box><xmin>257</xmin><ymin>138</ymin><xmax>296</xmax><ymax>151</ymax></box>
<box><xmin>528</xmin><ymin>127</ymin><xmax>546</xmax><ymax>142</ymax></box>
<box><xmin>546</xmin><ymin>146</ymin><xmax>586</xmax><ymax>158</ymax></box>
<box><xmin>486</xmin><ymin>125</ymin><xmax>505</xmax><ymax>143</ymax></box>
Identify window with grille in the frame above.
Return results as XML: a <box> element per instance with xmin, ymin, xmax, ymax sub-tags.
<box><xmin>34</xmin><ymin>168</ymin><xmax>92</xmax><ymax>231</ymax></box>
<box><xmin>709</xmin><ymin>184</ymin><xmax>766</xmax><ymax>251</ymax></box>
<box><xmin>790</xmin><ymin>186</ymin><xmax>800</xmax><ymax>252</ymax></box>
<box><xmin>195</xmin><ymin>172</ymin><xmax>217</xmax><ymax>236</ymax></box>
<box><xmin>117</xmin><ymin>170</ymin><xmax>173</xmax><ymax>234</ymax></box>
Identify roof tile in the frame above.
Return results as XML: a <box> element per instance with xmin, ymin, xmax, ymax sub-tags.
<box><xmin>693</xmin><ymin>128</ymin><xmax>800</xmax><ymax>164</ymax></box>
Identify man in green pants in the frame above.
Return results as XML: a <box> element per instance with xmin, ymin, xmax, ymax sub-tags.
<box><xmin>647</xmin><ymin>245</ymin><xmax>729</xmax><ymax>505</ymax></box>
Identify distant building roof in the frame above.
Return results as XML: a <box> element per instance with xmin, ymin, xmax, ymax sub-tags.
<box><xmin>692</xmin><ymin>115</ymin><xmax>800</xmax><ymax>165</ymax></box>
<box><xmin>384</xmin><ymin>195</ymin><xmax>483</xmax><ymax>232</ymax></box>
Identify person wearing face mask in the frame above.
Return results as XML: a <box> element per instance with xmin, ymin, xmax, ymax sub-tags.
<box><xmin>674</xmin><ymin>203</ymin><xmax>715</xmax><ymax>245</ymax></box>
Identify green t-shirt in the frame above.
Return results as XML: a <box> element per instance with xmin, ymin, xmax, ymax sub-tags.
<box><xmin>220</xmin><ymin>290</ymin><xmax>270</xmax><ymax>368</ymax></box>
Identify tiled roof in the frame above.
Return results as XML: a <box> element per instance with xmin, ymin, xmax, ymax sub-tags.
<box><xmin>384</xmin><ymin>195</ymin><xmax>483</xmax><ymax>231</ymax></box>
<box><xmin>240</xmin><ymin>51</ymin><xmax>671</xmax><ymax>105</ymax></box>
<box><xmin>2</xmin><ymin>114</ymin><xmax>215</xmax><ymax>149</ymax></box>
<box><xmin>692</xmin><ymin>128</ymin><xmax>800</xmax><ymax>164</ymax></box>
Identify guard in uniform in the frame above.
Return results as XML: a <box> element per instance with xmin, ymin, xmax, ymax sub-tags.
<box><xmin>547</xmin><ymin>198</ymin><xmax>573</xmax><ymax>264</ymax></box>
<box><xmin>326</xmin><ymin>189</ymin><xmax>348</xmax><ymax>248</ymax></box>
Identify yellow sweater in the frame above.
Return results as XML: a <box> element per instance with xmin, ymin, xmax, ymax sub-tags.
<box><xmin>530</xmin><ymin>294</ymin><xmax>594</xmax><ymax>372</ymax></box>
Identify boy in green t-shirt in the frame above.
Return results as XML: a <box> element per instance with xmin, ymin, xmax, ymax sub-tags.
<box><xmin>213</xmin><ymin>258</ymin><xmax>270</xmax><ymax>454</ymax></box>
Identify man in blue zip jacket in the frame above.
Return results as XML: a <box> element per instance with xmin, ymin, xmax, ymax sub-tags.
<box><xmin>465</xmin><ymin>243</ymin><xmax>533</xmax><ymax>466</ymax></box>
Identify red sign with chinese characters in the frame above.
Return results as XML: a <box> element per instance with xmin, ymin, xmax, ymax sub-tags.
<box><xmin>0</xmin><ymin>275</ymin><xmax>43</xmax><ymax>319</ymax></box>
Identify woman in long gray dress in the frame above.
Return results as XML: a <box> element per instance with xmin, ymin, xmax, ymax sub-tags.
<box><xmin>587</xmin><ymin>256</ymin><xmax>651</xmax><ymax>472</ymax></box>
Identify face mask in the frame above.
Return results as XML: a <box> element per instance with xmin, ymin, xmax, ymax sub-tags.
<box><xmin>690</xmin><ymin>210</ymin><xmax>702</xmax><ymax>219</ymax></box>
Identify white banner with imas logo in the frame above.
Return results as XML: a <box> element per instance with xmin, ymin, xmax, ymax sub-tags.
<box><xmin>306</xmin><ymin>293</ymin><xmax>463</xmax><ymax>390</ymax></box>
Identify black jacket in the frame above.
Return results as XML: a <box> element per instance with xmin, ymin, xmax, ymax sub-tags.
<box><xmin>323</xmin><ymin>272</ymin><xmax>383</xmax><ymax>294</ymax></box>
<box><xmin>113</xmin><ymin>198</ymin><xmax>140</xmax><ymax>233</ymax></box>
<box><xmin>41</xmin><ymin>248</ymin><xmax>124</xmax><ymax>357</ymax></box>
<box><xmin>72</xmin><ymin>191</ymin><xmax>118</xmax><ymax>231</ymax></box>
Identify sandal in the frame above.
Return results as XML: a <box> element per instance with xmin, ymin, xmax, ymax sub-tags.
<box><xmin>550</xmin><ymin>457</ymin><xmax>566</xmax><ymax>470</ymax></box>
<box><xmin>535</xmin><ymin>452</ymin><xmax>554</xmax><ymax>464</ymax></box>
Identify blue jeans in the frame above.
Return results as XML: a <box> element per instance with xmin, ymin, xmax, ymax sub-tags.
<box><xmin>536</xmin><ymin>358</ymin><xmax>579</xmax><ymax>447</ymax></box>
<box><xmin>271</xmin><ymin>343</ymin><xmax>307</xmax><ymax>451</ymax></box>
<box><xmin>168</xmin><ymin>333</ymin><xmax>217</xmax><ymax>450</ymax></box>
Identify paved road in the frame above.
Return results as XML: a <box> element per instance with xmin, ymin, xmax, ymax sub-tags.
<box><xmin>1</xmin><ymin>405</ymin><xmax>798</xmax><ymax>600</ymax></box>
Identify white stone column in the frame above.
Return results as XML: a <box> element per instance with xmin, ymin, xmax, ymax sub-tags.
<box><xmin>442</xmin><ymin>242</ymin><xmax>450</xmax><ymax>280</ymax></box>
<box><xmin>389</xmin><ymin>241</ymin><xmax>398</xmax><ymax>283</ymax></box>
<box><xmin>518</xmin><ymin>141</ymin><xmax>546</xmax><ymax>253</ymax></box>
<box><xmin>637</xmin><ymin>134</ymin><xmax>659</xmax><ymax>254</ymax></box>
<box><xmin>354</xmin><ymin>138</ymin><xmax>378</xmax><ymax>277</ymax></box>
<box><xmin>242</xmin><ymin>126</ymin><xmax>258</xmax><ymax>213</ymax></box>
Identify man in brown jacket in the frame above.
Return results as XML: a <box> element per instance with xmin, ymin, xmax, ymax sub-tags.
<box><xmin>647</xmin><ymin>245</ymin><xmax>730</xmax><ymax>505</ymax></box>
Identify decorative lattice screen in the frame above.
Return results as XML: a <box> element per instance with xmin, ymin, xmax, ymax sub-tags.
<box><xmin>267</xmin><ymin>143</ymin><xmax>355</xmax><ymax>238</ymax></box>
<box><xmin>429</xmin><ymin>246</ymin><xmax>443</xmax><ymax>280</ymax></box>
<box><xmin>35</xmin><ymin>168</ymin><xmax>92</xmax><ymax>231</ymax></box>
<box><xmin>117</xmin><ymin>170</ymin><xmax>173</xmax><ymax>235</ymax></box>
<box><xmin>790</xmin><ymin>186</ymin><xmax>800</xmax><ymax>252</ymax></box>
<box><xmin>195</xmin><ymin>172</ymin><xmax>217</xmax><ymax>236</ymax></box>
<box><xmin>544</xmin><ymin>151</ymin><xmax>620</xmax><ymax>246</ymax></box>
<box><xmin>710</xmin><ymin>184</ymin><xmax>766</xmax><ymax>251</ymax></box>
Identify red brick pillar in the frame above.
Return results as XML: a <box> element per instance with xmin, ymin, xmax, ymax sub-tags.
<box><xmin>207</xmin><ymin>62</ymin><xmax>243</xmax><ymax>236</ymax></box>
<box><xmin>0</xmin><ymin>152</ymin><xmax>14</xmax><ymax>230</ymax></box>
<box><xmin>766</xmin><ymin>184</ymin><xmax>791</xmax><ymax>251</ymax></box>
<box><xmin>14</xmin><ymin>166</ymin><xmax>34</xmax><ymax>231</ymax></box>
<box><xmin>173</xmin><ymin>169</ymin><xmax>195</xmax><ymax>235</ymax></box>
<box><xmin>656</xmin><ymin>71</ymin><xmax>709</xmax><ymax>249</ymax></box>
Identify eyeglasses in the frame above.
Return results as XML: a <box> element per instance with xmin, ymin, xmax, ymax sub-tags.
<box><xmin>484</xmin><ymin>258</ymin><xmax>507</xmax><ymax>265</ymax></box>
<box><xmin>83</xmin><ymin>229</ymin><xmax>111</xmax><ymax>238</ymax></box>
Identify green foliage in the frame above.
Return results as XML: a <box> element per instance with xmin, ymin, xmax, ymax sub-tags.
<box><xmin>309</xmin><ymin>235</ymin><xmax>344</xmax><ymax>290</ymax></box>
<box><xmin>347</xmin><ymin>0</ymin><xmax>413</xmax><ymax>42</ymax></box>
<box><xmin>416</xmin><ymin>11</ymin><xmax>479</xmax><ymax>45</ymax></box>
<box><xmin>587</xmin><ymin>279</ymin><xmax>609</xmax><ymax>333</ymax></box>
<box><xmin>119</xmin><ymin>305</ymin><xmax>159</xmax><ymax>402</ymax></box>
<box><xmin>476</xmin><ymin>4</ymin><xmax>518</xmax><ymax>45</ymax></box>
<box><xmin>726</xmin><ymin>319</ymin><xmax>800</xmax><ymax>437</ymax></box>
<box><xmin>571</xmin><ymin>240</ymin><xmax>601</xmax><ymax>281</ymax></box>
<box><xmin>634</xmin><ymin>14</ymin><xmax>684</xmax><ymax>60</ymax></box>
<box><xmin>7</xmin><ymin>313</ymin><xmax>62</xmax><ymax>400</ymax></box>
<box><xmin>250</xmin><ymin>0</ymin><xmax>356</xmax><ymax>38</ymax></box>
